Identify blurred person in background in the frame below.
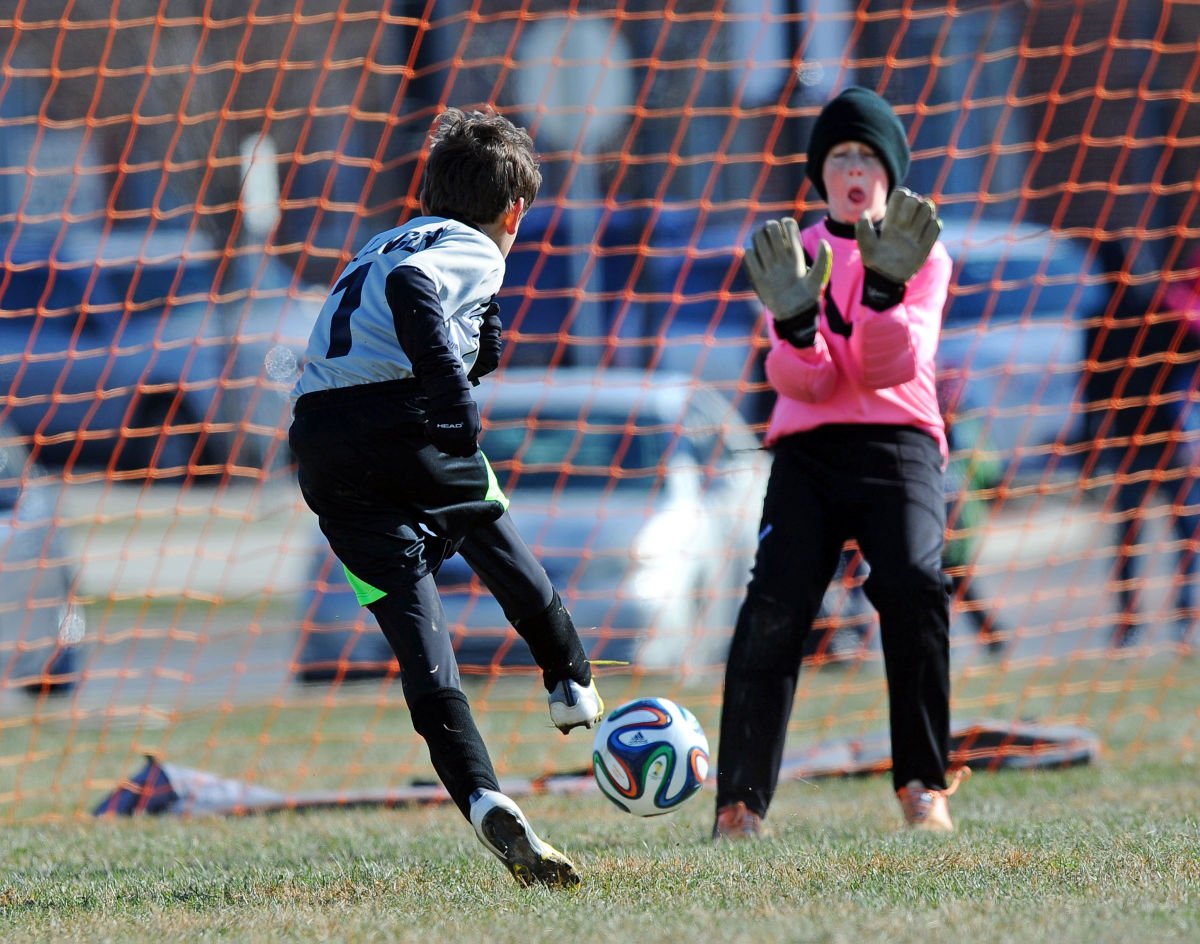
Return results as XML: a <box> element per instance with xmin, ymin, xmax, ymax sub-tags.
<box><xmin>939</xmin><ymin>379</ymin><xmax>1011</xmax><ymax>657</ymax></box>
<box><xmin>1083</xmin><ymin>239</ymin><xmax>1200</xmax><ymax>651</ymax></box>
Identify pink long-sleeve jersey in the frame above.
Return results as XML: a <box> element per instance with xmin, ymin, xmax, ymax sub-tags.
<box><xmin>761</xmin><ymin>217</ymin><xmax>953</xmax><ymax>458</ymax></box>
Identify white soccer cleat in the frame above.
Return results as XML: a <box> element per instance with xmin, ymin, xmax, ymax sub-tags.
<box><xmin>468</xmin><ymin>789</ymin><xmax>581</xmax><ymax>888</ymax></box>
<box><xmin>547</xmin><ymin>678</ymin><xmax>604</xmax><ymax>734</ymax></box>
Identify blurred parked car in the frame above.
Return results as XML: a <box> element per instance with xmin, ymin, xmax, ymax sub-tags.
<box><xmin>936</xmin><ymin>220</ymin><xmax>1108</xmax><ymax>482</ymax></box>
<box><xmin>293</xmin><ymin>369</ymin><xmax>770</xmax><ymax>681</ymax></box>
<box><xmin>0</xmin><ymin>227</ymin><xmax>320</xmax><ymax>474</ymax></box>
<box><xmin>0</xmin><ymin>421</ymin><xmax>83</xmax><ymax>697</ymax></box>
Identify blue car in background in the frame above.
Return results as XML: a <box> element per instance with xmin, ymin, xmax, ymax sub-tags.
<box><xmin>936</xmin><ymin>220</ymin><xmax>1108</xmax><ymax>481</ymax></box>
<box><xmin>0</xmin><ymin>226</ymin><xmax>319</xmax><ymax>474</ymax></box>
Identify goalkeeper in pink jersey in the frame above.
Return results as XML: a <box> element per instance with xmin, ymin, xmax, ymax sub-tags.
<box><xmin>713</xmin><ymin>87</ymin><xmax>966</xmax><ymax>837</ymax></box>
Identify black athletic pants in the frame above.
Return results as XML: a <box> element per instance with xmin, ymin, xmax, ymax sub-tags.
<box><xmin>289</xmin><ymin>384</ymin><xmax>569</xmax><ymax>816</ymax></box>
<box><xmin>716</xmin><ymin>424</ymin><xmax>951</xmax><ymax>817</ymax></box>
<box><xmin>290</xmin><ymin>384</ymin><xmax>559</xmax><ymax>687</ymax></box>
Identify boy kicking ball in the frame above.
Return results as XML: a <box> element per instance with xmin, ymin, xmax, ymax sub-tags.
<box><xmin>289</xmin><ymin>108</ymin><xmax>602</xmax><ymax>887</ymax></box>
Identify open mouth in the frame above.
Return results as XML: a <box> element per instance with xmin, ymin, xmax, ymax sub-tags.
<box><xmin>848</xmin><ymin>186</ymin><xmax>866</xmax><ymax>203</ymax></box>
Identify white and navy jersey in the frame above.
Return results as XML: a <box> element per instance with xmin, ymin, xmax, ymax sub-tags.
<box><xmin>292</xmin><ymin>216</ymin><xmax>504</xmax><ymax>400</ymax></box>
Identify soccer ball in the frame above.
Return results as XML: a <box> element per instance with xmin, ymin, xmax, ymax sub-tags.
<box><xmin>591</xmin><ymin>697</ymin><xmax>710</xmax><ymax>817</ymax></box>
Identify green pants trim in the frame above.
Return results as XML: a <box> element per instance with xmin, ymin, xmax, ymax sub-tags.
<box><xmin>343</xmin><ymin>565</ymin><xmax>388</xmax><ymax>606</ymax></box>
<box><xmin>483</xmin><ymin>452</ymin><xmax>510</xmax><ymax>512</ymax></box>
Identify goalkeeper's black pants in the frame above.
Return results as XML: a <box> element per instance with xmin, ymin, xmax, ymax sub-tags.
<box><xmin>716</xmin><ymin>424</ymin><xmax>951</xmax><ymax>818</ymax></box>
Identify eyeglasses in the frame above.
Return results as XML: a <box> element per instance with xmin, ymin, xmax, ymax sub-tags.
<box><xmin>825</xmin><ymin>146</ymin><xmax>883</xmax><ymax>168</ymax></box>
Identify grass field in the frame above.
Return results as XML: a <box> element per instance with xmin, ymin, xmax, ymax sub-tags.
<box><xmin>3</xmin><ymin>651</ymin><xmax>1198</xmax><ymax>943</ymax></box>
<box><xmin>2</xmin><ymin>764</ymin><xmax>1197</xmax><ymax>943</ymax></box>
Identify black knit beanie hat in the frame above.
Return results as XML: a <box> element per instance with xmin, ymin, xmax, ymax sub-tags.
<box><xmin>805</xmin><ymin>87</ymin><xmax>911</xmax><ymax>200</ymax></box>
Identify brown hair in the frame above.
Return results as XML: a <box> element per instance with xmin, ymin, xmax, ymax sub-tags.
<box><xmin>419</xmin><ymin>108</ymin><xmax>541</xmax><ymax>225</ymax></box>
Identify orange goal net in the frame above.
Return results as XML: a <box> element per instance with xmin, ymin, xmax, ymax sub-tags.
<box><xmin>2</xmin><ymin>0</ymin><xmax>1199</xmax><ymax>821</ymax></box>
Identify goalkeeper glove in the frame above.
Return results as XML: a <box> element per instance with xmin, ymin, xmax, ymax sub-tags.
<box><xmin>743</xmin><ymin>218</ymin><xmax>832</xmax><ymax>348</ymax></box>
<box><xmin>855</xmin><ymin>187</ymin><xmax>942</xmax><ymax>311</ymax></box>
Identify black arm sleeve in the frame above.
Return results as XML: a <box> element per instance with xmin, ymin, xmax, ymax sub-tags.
<box><xmin>385</xmin><ymin>264</ymin><xmax>472</xmax><ymax>406</ymax></box>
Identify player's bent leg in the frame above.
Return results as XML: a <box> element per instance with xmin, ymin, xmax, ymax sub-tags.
<box><xmin>370</xmin><ymin>584</ymin><xmax>568</xmax><ymax>881</ymax></box>
<box><xmin>366</xmin><ymin>574</ymin><xmax>461</xmax><ymax>678</ymax></box>
<box><xmin>469</xmin><ymin>789</ymin><xmax>581</xmax><ymax>888</ymax></box>
<box><xmin>409</xmin><ymin>687</ymin><xmax>501</xmax><ymax>818</ymax></box>
<box><xmin>458</xmin><ymin>515</ymin><xmax>602</xmax><ymax>731</ymax></box>
<box><xmin>533</xmin><ymin>594</ymin><xmax>603</xmax><ymax>743</ymax></box>
<box><xmin>458</xmin><ymin>512</ymin><xmax>556</xmax><ymax>620</ymax></box>
<box><xmin>513</xmin><ymin>592</ymin><xmax>603</xmax><ymax>733</ymax></box>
